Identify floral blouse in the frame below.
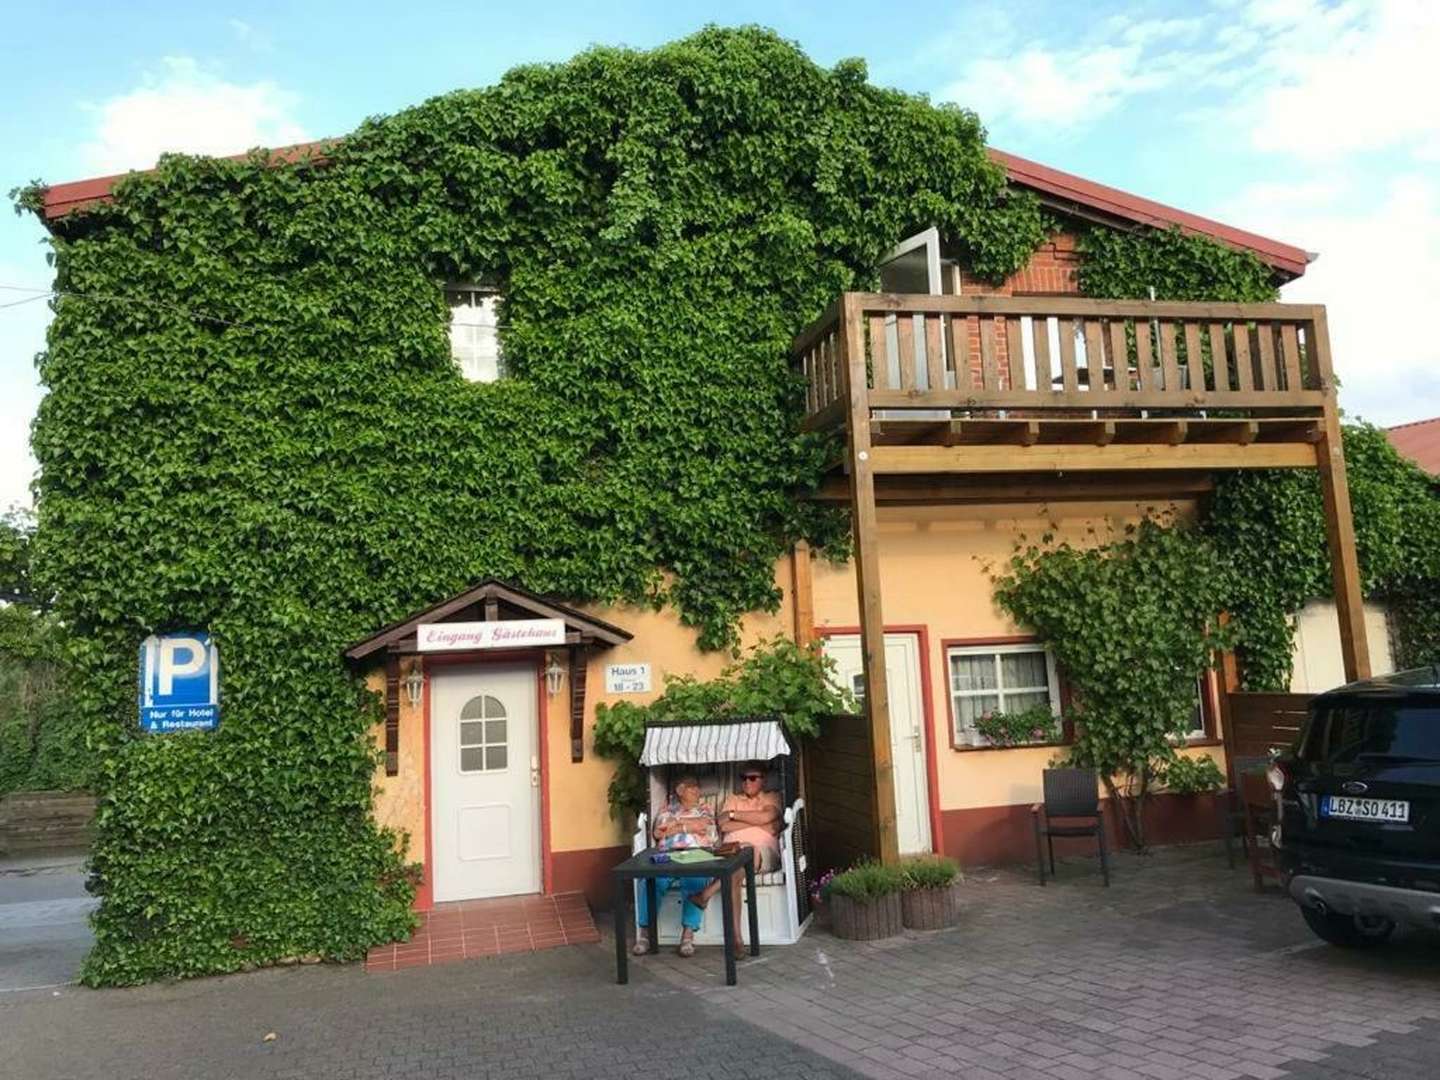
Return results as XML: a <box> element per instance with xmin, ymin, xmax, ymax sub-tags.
<box><xmin>653</xmin><ymin>798</ymin><xmax>718</xmax><ymax>850</ymax></box>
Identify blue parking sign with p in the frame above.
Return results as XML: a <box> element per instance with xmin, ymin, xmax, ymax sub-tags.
<box><xmin>139</xmin><ymin>632</ymin><xmax>220</xmax><ymax>733</ymax></box>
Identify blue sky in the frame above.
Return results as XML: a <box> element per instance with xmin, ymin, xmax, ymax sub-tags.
<box><xmin>3</xmin><ymin>1</ymin><xmax>1436</xmax><ymax>508</ymax></box>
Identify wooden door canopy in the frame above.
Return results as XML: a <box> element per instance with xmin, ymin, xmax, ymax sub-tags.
<box><xmin>344</xmin><ymin>579</ymin><xmax>633</xmax><ymax>770</ymax></box>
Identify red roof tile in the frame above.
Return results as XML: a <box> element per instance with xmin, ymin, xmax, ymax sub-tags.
<box><xmin>1387</xmin><ymin>418</ymin><xmax>1440</xmax><ymax>474</ymax></box>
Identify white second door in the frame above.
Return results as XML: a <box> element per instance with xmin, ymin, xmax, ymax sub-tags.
<box><xmin>430</xmin><ymin>663</ymin><xmax>540</xmax><ymax>901</ymax></box>
<box><xmin>823</xmin><ymin>633</ymin><xmax>932</xmax><ymax>855</ymax></box>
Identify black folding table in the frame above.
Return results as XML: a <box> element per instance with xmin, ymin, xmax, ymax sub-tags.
<box><xmin>610</xmin><ymin>846</ymin><xmax>759</xmax><ymax>986</ymax></box>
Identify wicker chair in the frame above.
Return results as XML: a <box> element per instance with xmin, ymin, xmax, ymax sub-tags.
<box><xmin>1031</xmin><ymin>768</ymin><xmax>1110</xmax><ymax>886</ymax></box>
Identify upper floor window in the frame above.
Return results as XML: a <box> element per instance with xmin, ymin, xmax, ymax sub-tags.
<box><xmin>446</xmin><ymin>284</ymin><xmax>505</xmax><ymax>383</ymax></box>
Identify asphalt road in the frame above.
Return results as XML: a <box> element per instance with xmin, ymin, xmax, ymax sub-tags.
<box><xmin>0</xmin><ymin>853</ymin><xmax>96</xmax><ymax>993</ymax></box>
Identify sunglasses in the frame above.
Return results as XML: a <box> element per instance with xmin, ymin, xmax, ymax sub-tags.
<box><xmin>741</xmin><ymin>773</ymin><xmax>764</xmax><ymax>781</ymax></box>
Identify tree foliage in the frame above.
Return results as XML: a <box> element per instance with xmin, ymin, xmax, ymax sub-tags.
<box><xmin>20</xmin><ymin>27</ymin><xmax>1047</xmax><ymax>984</ymax></box>
<box><xmin>593</xmin><ymin>636</ymin><xmax>851</xmax><ymax>818</ymax></box>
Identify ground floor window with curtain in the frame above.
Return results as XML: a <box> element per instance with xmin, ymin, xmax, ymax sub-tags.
<box><xmin>948</xmin><ymin>643</ymin><xmax>1061</xmax><ymax>747</ymax></box>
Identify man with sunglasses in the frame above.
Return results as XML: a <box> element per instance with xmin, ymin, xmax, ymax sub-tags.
<box><xmin>716</xmin><ymin>762</ymin><xmax>783</xmax><ymax>957</ymax></box>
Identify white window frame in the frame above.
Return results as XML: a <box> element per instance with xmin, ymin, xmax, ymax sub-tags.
<box><xmin>947</xmin><ymin>642</ymin><xmax>1061</xmax><ymax>748</ymax></box>
<box><xmin>446</xmin><ymin>283</ymin><xmax>505</xmax><ymax>384</ymax></box>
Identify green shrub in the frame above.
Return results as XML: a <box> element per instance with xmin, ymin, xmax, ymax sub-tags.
<box><xmin>593</xmin><ymin>636</ymin><xmax>851</xmax><ymax>818</ymax></box>
<box><xmin>900</xmin><ymin>855</ymin><xmax>959</xmax><ymax>890</ymax></box>
<box><xmin>1161</xmin><ymin>755</ymin><xmax>1226</xmax><ymax>795</ymax></box>
<box><xmin>824</xmin><ymin>860</ymin><xmax>906</xmax><ymax>901</ymax></box>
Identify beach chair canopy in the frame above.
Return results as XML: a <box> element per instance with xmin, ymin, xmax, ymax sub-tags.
<box><xmin>638</xmin><ymin>718</ymin><xmax>790</xmax><ymax>767</ymax></box>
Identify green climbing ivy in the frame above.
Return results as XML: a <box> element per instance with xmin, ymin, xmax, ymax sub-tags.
<box><xmin>18</xmin><ymin>27</ymin><xmax>1050</xmax><ymax>985</ymax></box>
<box><xmin>1071</xmin><ymin>223</ymin><xmax>1440</xmax><ymax>687</ymax></box>
<box><xmin>993</xmin><ymin>519</ymin><xmax>1240</xmax><ymax>850</ymax></box>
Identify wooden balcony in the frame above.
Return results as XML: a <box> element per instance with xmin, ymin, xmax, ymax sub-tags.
<box><xmin>793</xmin><ymin>294</ymin><xmax>1338</xmax><ymax>475</ymax></box>
<box><xmin>791</xmin><ymin>294</ymin><xmax>1370</xmax><ymax>865</ymax></box>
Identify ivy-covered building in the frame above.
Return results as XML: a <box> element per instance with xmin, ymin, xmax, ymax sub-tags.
<box><xmin>26</xmin><ymin>28</ymin><xmax>1385</xmax><ymax>983</ymax></box>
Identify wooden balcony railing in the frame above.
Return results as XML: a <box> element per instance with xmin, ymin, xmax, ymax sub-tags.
<box><xmin>793</xmin><ymin>294</ymin><xmax>1335</xmax><ymax>431</ymax></box>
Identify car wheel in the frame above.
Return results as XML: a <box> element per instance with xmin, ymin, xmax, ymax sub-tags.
<box><xmin>1300</xmin><ymin>905</ymin><xmax>1396</xmax><ymax>947</ymax></box>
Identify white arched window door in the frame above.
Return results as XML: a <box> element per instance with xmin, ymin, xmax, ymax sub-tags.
<box><xmin>430</xmin><ymin>663</ymin><xmax>540</xmax><ymax>901</ymax></box>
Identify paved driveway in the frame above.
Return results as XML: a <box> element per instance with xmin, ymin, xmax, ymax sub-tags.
<box><xmin>2</xmin><ymin>844</ymin><xmax>1438</xmax><ymax>1080</ymax></box>
<box><xmin>646</xmin><ymin>844</ymin><xmax>1440</xmax><ymax>1080</ymax></box>
<box><xmin>0</xmin><ymin>853</ymin><xmax>96</xmax><ymax>992</ymax></box>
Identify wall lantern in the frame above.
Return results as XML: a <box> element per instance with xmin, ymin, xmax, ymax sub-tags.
<box><xmin>545</xmin><ymin>654</ymin><xmax>565</xmax><ymax>697</ymax></box>
<box><xmin>403</xmin><ymin>664</ymin><xmax>424</xmax><ymax>707</ymax></box>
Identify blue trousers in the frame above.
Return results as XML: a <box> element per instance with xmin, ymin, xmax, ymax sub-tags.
<box><xmin>635</xmin><ymin>875</ymin><xmax>709</xmax><ymax>931</ymax></box>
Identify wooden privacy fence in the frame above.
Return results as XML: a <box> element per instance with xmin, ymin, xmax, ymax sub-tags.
<box><xmin>0</xmin><ymin>790</ymin><xmax>95</xmax><ymax>855</ymax></box>
<box><xmin>795</xmin><ymin>295</ymin><xmax>1334</xmax><ymax>424</ymax></box>
<box><xmin>1224</xmin><ymin>692</ymin><xmax>1313</xmax><ymax>766</ymax></box>
<box><xmin>802</xmin><ymin>713</ymin><xmax>880</xmax><ymax>874</ymax></box>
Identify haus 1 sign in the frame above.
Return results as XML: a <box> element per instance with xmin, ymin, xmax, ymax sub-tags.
<box><xmin>138</xmin><ymin>632</ymin><xmax>220</xmax><ymax>733</ymax></box>
<box><xmin>416</xmin><ymin>619</ymin><xmax>566</xmax><ymax>652</ymax></box>
<box><xmin>605</xmin><ymin>663</ymin><xmax>651</xmax><ymax>694</ymax></box>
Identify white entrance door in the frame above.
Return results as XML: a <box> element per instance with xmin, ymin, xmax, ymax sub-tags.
<box><xmin>824</xmin><ymin>634</ymin><xmax>932</xmax><ymax>854</ymax></box>
<box><xmin>431</xmin><ymin>663</ymin><xmax>540</xmax><ymax>901</ymax></box>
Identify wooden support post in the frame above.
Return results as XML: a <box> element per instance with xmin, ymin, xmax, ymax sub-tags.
<box><xmin>384</xmin><ymin>652</ymin><xmax>401</xmax><ymax>776</ymax></box>
<box><xmin>791</xmin><ymin>541</ymin><xmax>815</xmax><ymax>647</ymax></box>
<box><xmin>840</xmin><ymin>294</ymin><xmax>900</xmax><ymax>866</ymax></box>
<box><xmin>1310</xmin><ymin>311</ymin><xmax>1371</xmax><ymax>683</ymax></box>
<box><xmin>569</xmin><ymin>644</ymin><xmax>587</xmax><ymax>762</ymax></box>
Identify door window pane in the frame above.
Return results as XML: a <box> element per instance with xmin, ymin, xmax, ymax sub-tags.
<box><xmin>458</xmin><ymin>693</ymin><xmax>510</xmax><ymax>772</ymax></box>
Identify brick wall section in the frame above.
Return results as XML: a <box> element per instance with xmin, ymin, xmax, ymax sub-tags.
<box><xmin>952</xmin><ymin>232</ymin><xmax>1082</xmax><ymax>388</ymax></box>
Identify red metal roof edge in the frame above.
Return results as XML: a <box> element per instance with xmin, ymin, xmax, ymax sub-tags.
<box><xmin>987</xmin><ymin>148</ymin><xmax>1311</xmax><ymax>278</ymax></box>
<box><xmin>37</xmin><ymin>141</ymin><xmax>1311</xmax><ymax>276</ymax></box>
<box><xmin>1387</xmin><ymin>416</ymin><xmax>1440</xmax><ymax>433</ymax></box>
<box><xmin>39</xmin><ymin>141</ymin><xmax>335</xmax><ymax>221</ymax></box>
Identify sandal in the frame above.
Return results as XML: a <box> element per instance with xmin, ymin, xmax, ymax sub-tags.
<box><xmin>632</xmin><ymin>939</ymin><xmax>650</xmax><ymax>957</ymax></box>
<box><xmin>677</xmin><ymin>932</ymin><xmax>696</xmax><ymax>958</ymax></box>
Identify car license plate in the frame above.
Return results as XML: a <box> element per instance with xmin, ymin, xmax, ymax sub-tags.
<box><xmin>1320</xmin><ymin>796</ymin><xmax>1410</xmax><ymax>823</ymax></box>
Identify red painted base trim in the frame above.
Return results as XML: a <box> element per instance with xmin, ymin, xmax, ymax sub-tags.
<box><xmin>940</xmin><ymin>791</ymin><xmax>1225</xmax><ymax>868</ymax></box>
<box><xmin>551</xmin><ymin>845</ymin><xmax>630</xmax><ymax>909</ymax></box>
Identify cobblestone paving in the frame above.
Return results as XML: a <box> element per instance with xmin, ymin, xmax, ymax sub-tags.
<box><xmin>639</xmin><ymin>844</ymin><xmax>1440</xmax><ymax>1080</ymax></box>
<box><xmin>1</xmin><ymin>941</ymin><xmax>861</xmax><ymax>1080</ymax></box>
<box><xmin>7</xmin><ymin>844</ymin><xmax>1438</xmax><ymax>1080</ymax></box>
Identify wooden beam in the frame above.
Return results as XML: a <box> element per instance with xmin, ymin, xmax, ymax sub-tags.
<box><xmin>869</xmin><ymin>443</ymin><xmax>1317</xmax><ymax>474</ymax></box>
<box><xmin>840</xmin><ymin>294</ymin><xmax>899</xmax><ymax>866</ymax></box>
<box><xmin>946</xmin><ymin>419</ymin><xmax>1039</xmax><ymax>445</ymax></box>
<box><xmin>791</xmin><ymin>541</ymin><xmax>815</xmax><ymax>647</ymax></box>
<box><xmin>816</xmin><ymin>473</ymin><xmax>1215</xmax><ymax>505</ymax></box>
<box><xmin>569</xmin><ymin>645</ymin><xmax>587</xmax><ymax>762</ymax></box>
<box><xmin>384</xmin><ymin>654</ymin><xmax>401</xmax><ymax>776</ymax></box>
<box><xmin>866</xmin><ymin>388</ymin><xmax>1327</xmax><ymax>411</ymax></box>
<box><xmin>1310</xmin><ymin>310</ymin><xmax>1371</xmax><ymax>682</ymax></box>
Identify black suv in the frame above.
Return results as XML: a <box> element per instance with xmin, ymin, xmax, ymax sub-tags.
<box><xmin>1274</xmin><ymin>667</ymin><xmax>1440</xmax><ymax>947</ymax></box>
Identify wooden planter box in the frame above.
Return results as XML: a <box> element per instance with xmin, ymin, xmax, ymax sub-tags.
<box><xmin>901</xmin><ymin>884</ymin><xmax>959</xmax><ymax>931</ymax></box>
<box><xmin>829</xmin><ymin>891</ymin><xmax>903</xmax><ymax>940</ymax></box>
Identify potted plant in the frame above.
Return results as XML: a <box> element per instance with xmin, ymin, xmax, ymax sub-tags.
<box><xmin>824</xmin><ymin>861</ymin><xmax>905</xmax><ymax>940</ymax></box>
<box><xmin>900</xmin><ymin>855</ymin><xmax>961</xmax><ymax>930</ymax></box>
<box><xmin>971</xmin><ymin>703</ymin><xmax>1060</xmax><ymax>748</ymax></box>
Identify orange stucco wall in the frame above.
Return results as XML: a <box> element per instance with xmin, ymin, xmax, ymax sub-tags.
<box><xmin>368</xmin><ymin>663</ymin><xmax>426</xmax><ymax>862</ymax></box>
<box><xmin>367</xmin><ymin>496</ymin><xmax>1231</xmax><ymax>889</ymax></box>
<box><xmin>810</xmin><ymin>500</ymin><xmax>1224</xmax><ymax>815</ymax></box>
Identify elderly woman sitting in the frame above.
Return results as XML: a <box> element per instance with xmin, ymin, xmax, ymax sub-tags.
<box><xmin>634</xmin><ymin>774</ymin><xmax>719</xmax><ymax>958</ymax></box>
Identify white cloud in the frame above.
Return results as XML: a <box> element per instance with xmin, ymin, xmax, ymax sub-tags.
<box><xmin>0</xmin><ymin>269</ymin><xmax>52</xmax><ymax>511</ymax></box>
<box><xmin>937</xmin><ymin>13</ymin><xmax>1213</xmax><ymax>129</ymax></box>
<box><xmin>1225</xmin><ymin>173</ymin><xmax>1440</xmax><ymax>425</ymax></box>
<box><xmin>78</xmin><ymin>56</ymin><xmax>308</xmax><ymax>174</ymax></box>
<box><xmin>1236</xmin><ymin>0</ymin><xmax>1440</xmax><ymax>160</ymax></box>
